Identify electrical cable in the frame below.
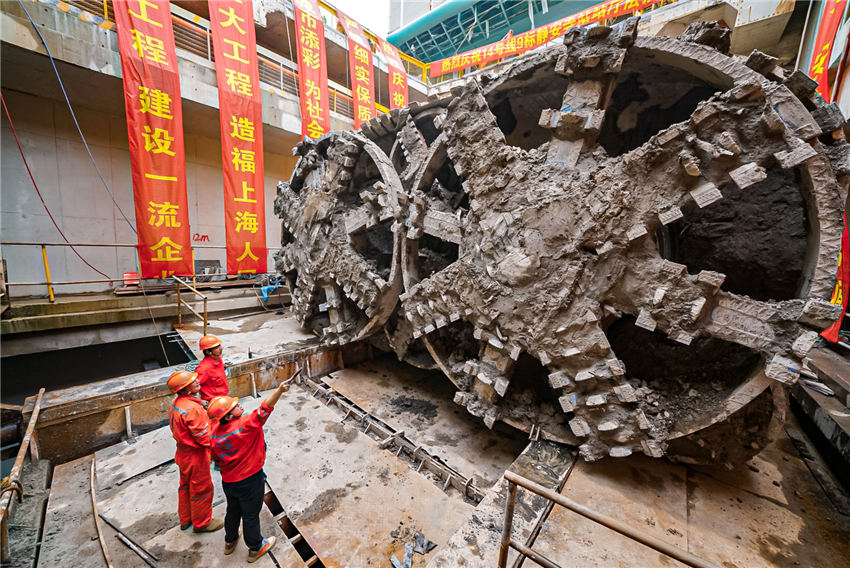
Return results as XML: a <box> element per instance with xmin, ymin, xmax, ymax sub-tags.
<box><xmin>12</xmin><ymin>0</ymin><xmax>176</xmax><ymax>365</ymax></box>
<box><xmin>2</xmin><ymin>93</ymin><xmax>171</xmax><ymax>365</ymax></box>
<box><xmin>284</xmin><ymin>2</ymin><xmax>299</xmax><ymax>99</ymax></box>
<box><xmin>1</xmin><ymin>93</ymin><xmax>111</xmax><ymax>279</ymax></box>
<box><xmin>15</xmin><ymin>0</ymin><xmax>137</xmax><ymax>234</ymax></box>
<box><xmin>139</xmin><ymin>272</ymin><xmax>171</xmax><ymax>367</ymax></box>
<box><xmin>11</xmin><ymin>1</ymin><xmax>191</xmax><ymax>367</ymax></box>
<box><xmin>130</xmin><ymin>249</ymin><xmax>172</xmax><ymax>367</ymax></box>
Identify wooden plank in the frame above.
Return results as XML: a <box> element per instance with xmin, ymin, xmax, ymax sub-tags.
<box><xmin>96</xmin><ymin>457</ymin><xmax>297</xmax><ymax>566</ymax></box>
<box><xmin>261</xmin><ymin>387</ymin><xmax>476</xmax><ymax>567</ymax></box>
<box><xmin>37</xmin><ymin>456</ymin><xmax>102</xmax><ymax>568</ymax></box>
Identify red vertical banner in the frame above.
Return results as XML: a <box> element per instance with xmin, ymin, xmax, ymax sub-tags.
<box><xmin>376</xmin><ymin>37</ymin><xmax>408</xmax><ymax>110</ymax></box>
<box><xmin>337</xmin><ymin>11</ymin><xmax>375</xmax><ymax>129</ymax></box>
<box><xmin>209</xmin><ymin>0</ymin><xmax>267</xmax><ymax>274</ymax></box>
<box><xmin>822</xmin><ymin>212</ymin><xmax>849</xmax><ymax>342</ymax></box>
<box><xmin>809</xmin><ymin>0</ymin><xmax>848</xmax><ymax>101</ymax></box>
<box><xmin>293</xmin><ymin>0</ymin><xmax>330</xmax><ymax>139</ymax></box>
<box><xmin>114</xmin><ymin>0</ymin><xmax>192</xmax><ymax>278</ymax></box>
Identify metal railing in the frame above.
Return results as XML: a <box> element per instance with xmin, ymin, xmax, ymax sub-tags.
<box><xmin>0</xmin><ymin>389</ymin><xmax>45</xmax><ymax>564</ymax></box>
<box><xmin>173</xmin><ymin>276</ymin><xmax>207</xmax><ymax>335</ymax></box>
<box><xmin>499</xmin><ymin>470</ymin><xmax>721</xmax><ymax>568</ymax></box>
<box><xmin>0</xmin><ymin>241</ymin><xmax>278</xmax><ymax>303</ymax></box>
<box><xmin>314</xmin><ymin>0</ymin><xmax>430</xmax><ymax>84</ymax></box>
<box><xmin>63</xmin><ymin>0</ymin><xmax>428</xmax><ymax>116</ymax></box>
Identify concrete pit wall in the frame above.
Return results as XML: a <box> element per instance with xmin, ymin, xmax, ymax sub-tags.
<box><xmin>21</xmin><ymin>342</ymin><xmax>369</xmax><ymax>465</ymax></box>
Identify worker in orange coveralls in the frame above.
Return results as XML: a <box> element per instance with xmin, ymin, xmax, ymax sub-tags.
<box><xmin>167</xmin><ymin>370</ymin><xmax>224</xmax><ymax>533</ymax></box>
<box><xmin>206</xmin><ymin>374</ymin><xmax>295</xmax><ymax>562</ymax></box>
<box><xmin>196</xmin><ymin>334</ymin><xmax>229</xmax><ymax>402</ymax></box>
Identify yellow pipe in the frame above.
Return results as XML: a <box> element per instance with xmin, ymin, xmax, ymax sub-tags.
<box><xmin>40</xmin><ymin>245</ymin><xmax>54</xmax><ymax>303</ymax></box>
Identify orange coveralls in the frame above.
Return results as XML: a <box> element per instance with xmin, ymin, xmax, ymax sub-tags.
<box><xmin>169</xmin><ymin>394</ymin><xmax>213</xmax><ymax>529</ymax></box>
<box><xmin>196</xmin><ymin>356</ymin><xmax>228</xmax><ymax>402</ymax></box>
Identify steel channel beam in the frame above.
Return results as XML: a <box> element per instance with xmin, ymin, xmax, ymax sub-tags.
<box><xmin>302</xmin><ymin>376</ymin><xmax>485</xmax><ymax>502</ymax></box>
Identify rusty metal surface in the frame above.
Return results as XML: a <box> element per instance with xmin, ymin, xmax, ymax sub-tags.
<box><xmin>175</xmin><ymin>311</ymin><xmax>317</xmax><ymax>360</ymax></box>
<box><xmin>427</xmin><ymin>441</ymin><xmax>575</xmax><ymax>567</ymax></box>
<box><xmin>98</xmin><ymin>462</ymin><xmax>291</xmax><ymax>567</ymax></box>
<box><xmin>20</xmin><ymin>314</ymin><xmax>348</xmax><ymax>465</ymax></box>
<box><xmin>533</xmin><ymin>455</ymin><xmax>691</xmax><ymax>567</ymax></box>
<box><xmin>39</xmin><ymin>418</ymin><xmax>297</xmax><ymax>566</ymax></box>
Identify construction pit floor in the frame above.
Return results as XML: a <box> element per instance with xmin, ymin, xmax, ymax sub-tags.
<box><xmin>36</xmin><ymin>312</ymin><xmax>850</xmax><ymax>568</ymax></box>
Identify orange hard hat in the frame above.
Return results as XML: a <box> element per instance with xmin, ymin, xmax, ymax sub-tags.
<box><xmin>207</xmin><ymin>396</ymin><xmax>238</xmax><ymax>421</ymax></box>
<box><xmin>167</xmin><ymin>370</ymin><xmax>198</xmax><ymax>393</ymax></box>
<box><xmin>199</xmin><ymin>334</ymin><xmax>222</xmax><ymax>351</ymax></box>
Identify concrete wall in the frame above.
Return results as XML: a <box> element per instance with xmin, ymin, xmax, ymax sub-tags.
<box><xmin>1</xmin><ymin>85</ymin><xmax>299</xmax><ymax>297</ymax></box>
<box><xmin>0</xmin><ymin>0</ymin><xmax>363</xmax><ymax>297</ymax></box>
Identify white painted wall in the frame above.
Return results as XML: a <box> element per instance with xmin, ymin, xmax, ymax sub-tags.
<box><xmin>1</xmin><ymin>88</ymin><xmax>298</xmax><ymax>298</ymax></box>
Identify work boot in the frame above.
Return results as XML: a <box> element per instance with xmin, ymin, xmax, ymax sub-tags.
<box><xmin>194</xmin><ymin>518</ymin><xmax>224</xmax><ymax>533</ymax></box>
<box><xmin>247</xmin><ymin>537</ymin><xmax>276</xmax><ymax>563</ymax></box>
<box><xmin>180</xmin><ymin>522</ymin><xmax>192</xmax><ymax>531</ymax></box>
<box><xmin>224</xmin><ymin>530</ymin><xmax>240</xmax><ymax>555</ymax></box>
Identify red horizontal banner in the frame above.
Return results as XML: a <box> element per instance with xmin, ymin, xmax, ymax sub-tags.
<box><xmin>114</xmin><ymin>0</ymin><xmax>193</xmax><ymax>279</ymax></box>
<box><xmin>429</xmin><ymin>0</ymin><xmax>663</xmax><ymax>78</ymax></box>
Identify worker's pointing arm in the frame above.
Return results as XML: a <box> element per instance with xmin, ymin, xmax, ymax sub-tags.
<box><xmin>252</xmin><ymin>371</ymin><xmax>297</xmax><ymax>425</ymax></box>
<box><xmin>250</xmin><ymin>380</ymin><xmax>289</xmax><ymax>426</ymax></box>
<box><xmin>264</xmin><ymin>380</ymin><xmax>290</xmax><ymax>409</ymax></box>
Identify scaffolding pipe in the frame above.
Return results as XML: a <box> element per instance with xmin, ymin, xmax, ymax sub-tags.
<box><xmin>501</xmin><ymin>471</ymin><xmax>721</xmax><ymax>568</ymax></box>
<box><xmin>173</xmin><ymin>277</ymin><xmax>208</xmax><ymax>333</ymax></box>
<box><xmin>41</xmin><ymin>245</ymin><xmax>54</xmax><ymax>303</ymax></box>
<box><xmin>0</xmin><ymin>388</ymin><xmax>45</xmax><ymax>563</ymax></box>
<box><xmin>497</xmin><ymin>480</ymin><xmax>518</xmax><ymax>567</ymax></box>
<box><xmin>1</xmin><ymin>241</ymin><xmax>234</xmax><ymax>248</ymax></box>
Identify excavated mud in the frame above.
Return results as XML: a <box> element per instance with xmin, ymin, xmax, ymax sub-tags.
<box><xmin>275</xmin><ymin>20</ymin><xmax>848</xmax><ymax>463</ymax></box>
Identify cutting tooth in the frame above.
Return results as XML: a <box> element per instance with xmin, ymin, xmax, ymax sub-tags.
<box><xmin>689</xmin><ymin>182</ymin><xmax>723</xmax><ymax>208</ymax></box>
